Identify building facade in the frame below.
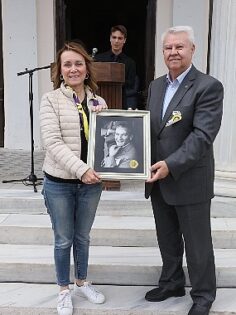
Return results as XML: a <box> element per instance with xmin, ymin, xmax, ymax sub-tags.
<box><xmin>1</xmin><ymin>0</ymin><xmax>235</xmax><ymax>181</ymax></box>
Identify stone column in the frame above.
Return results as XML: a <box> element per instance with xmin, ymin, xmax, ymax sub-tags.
<box><xmin>210</xmin><ymin>0</ymin><xmax>236</xmax><ymax>180</ymax></box>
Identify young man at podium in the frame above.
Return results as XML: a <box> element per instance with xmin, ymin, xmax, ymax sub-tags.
<box><xmin>95</xmin><ymin>25</ymin><xmax>138</xmax><ymax>109</ymax></box>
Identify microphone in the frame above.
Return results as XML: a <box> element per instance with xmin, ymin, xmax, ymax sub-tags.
<box><xmin>91</xmin><ymin>47</ymin><xmax>98</xmax><ymax>59</ymax></box>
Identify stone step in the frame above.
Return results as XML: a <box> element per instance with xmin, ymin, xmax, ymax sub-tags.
<box><xmin>1</xmin><ymin>214</ymin><xmax>236</xmax><ymax>249</ymax></box>
<box><xmin>0</xmin><ymin>189</ymin><xmax>152</xmax><ymax>216</ymax></box>
<box><xmin>211</xmin><ymin>195</ymin><xmax>236</xmax><ymax>218</ymax></box>
<box><xmin>0</xmin><ymin>189</ymin><xmax>235</xmax><ymax>217</ymax></box>
<box><xmin>0</xmin><ymin>244</ymin><xmax>236</xmax><ymax>287</ymax></box>
<box><xmin>1</xmin><ymin>283</ymin><xmax>236</xmax><ymax>315</ymax></box>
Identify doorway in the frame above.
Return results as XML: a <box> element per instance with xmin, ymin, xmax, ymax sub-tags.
<box><xmin>56</xmin><ymin>0</ymin><xmax>156</xmax><ymax>109</ymax></box>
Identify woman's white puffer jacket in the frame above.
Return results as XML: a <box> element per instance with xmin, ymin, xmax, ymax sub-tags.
<box><xmin>40</xmin><ymin>83</ymin><xmax>107</xmax><ymax>180</ymax></box>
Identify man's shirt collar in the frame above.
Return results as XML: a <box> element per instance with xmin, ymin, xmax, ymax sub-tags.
<box><xmin>166</xmin><ymin>64</ymin><xmax>192</xmax><ymax>85</ymax></box>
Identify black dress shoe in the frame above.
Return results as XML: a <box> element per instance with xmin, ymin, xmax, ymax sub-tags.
<box><xmin>145</xmin><ymin>287</ymin><xmax>185</xmax><ymax>302</ymax></box>
<box><xmin>188</xmin><ymin>303</ymin><xmax>211</xmax><ymax>315</ymax></box>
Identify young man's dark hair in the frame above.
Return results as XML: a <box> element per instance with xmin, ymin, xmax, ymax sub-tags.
<box><xmin>110</xmin><ymin>25</ymin><xmax>127</xmax><ymax>39</ymax></box>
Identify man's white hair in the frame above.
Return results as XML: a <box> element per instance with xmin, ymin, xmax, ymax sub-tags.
<box><xmin>161</xmin><ymin>26</ymin><xmax>195</xmax><ymax>46</ymax></box>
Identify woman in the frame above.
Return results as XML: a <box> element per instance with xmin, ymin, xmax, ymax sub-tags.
<box><xmin>40</xmin><ymin>41</ymin><xmax>107</xmax><ymax>315</ymax></box>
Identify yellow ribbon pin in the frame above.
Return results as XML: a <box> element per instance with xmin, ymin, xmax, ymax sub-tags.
<box><xmin>166</xmin><ymin>111</ymin><xmax>182</xmax><ymax>127</ymax></box>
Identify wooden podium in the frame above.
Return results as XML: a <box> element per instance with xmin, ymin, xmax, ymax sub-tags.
<box><xmin>94</xmin><ymin>62</ymin><xmax>125</xmax><ymax>190</ymax></box>
<box><xmin>93</xmin><ymin>62</ymin><xmax>125</xmax><ymax>109</ymax></box>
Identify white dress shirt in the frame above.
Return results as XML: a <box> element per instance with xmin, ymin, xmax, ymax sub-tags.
<box><xmin>162</xmin><ymin>64</ymin><xmax>192</xmax><ymax>119</ymax></box>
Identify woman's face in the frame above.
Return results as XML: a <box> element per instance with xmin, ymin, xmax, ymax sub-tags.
<box><xmin>60</xmin><ymin>50</ymin><xmax>87</xmax><ymax>90</ymax></box>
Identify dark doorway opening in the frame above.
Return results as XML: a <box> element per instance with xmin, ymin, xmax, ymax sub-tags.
<box><xmin>56</xmin><ymin>0</ymin><xmax>156</xmax><ymax>109</ymax></box>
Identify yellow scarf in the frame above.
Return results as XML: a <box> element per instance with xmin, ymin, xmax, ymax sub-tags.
<box><xmin>76</xmin><ymin>102</ymin><xmax>89</xmax><ymax>141</ymax></box>
<box><xmin>66</xmin><ymin>85</ymin><xmax>89</xmax><ymax>141</ymax></box>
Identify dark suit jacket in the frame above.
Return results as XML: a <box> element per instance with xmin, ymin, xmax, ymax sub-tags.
<box><xmin>145</xmin><ymin>65</ymin><xmax>224</xmax><ymax>205</ymax></box>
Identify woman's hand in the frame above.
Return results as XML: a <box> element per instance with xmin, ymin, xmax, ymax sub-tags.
<box><xmin>81</xmin><ymin>168</ymin><xmax>101</xmax><ymax>184</ymax></box>
<box><xmin>91</xmin><ymin>104</ymin><xmax>107</xmax><ymax>112</ymax></box>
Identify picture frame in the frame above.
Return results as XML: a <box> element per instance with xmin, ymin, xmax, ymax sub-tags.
<box><xmin>87</xmin><ymin>109</ymin><xmax>151</xmax><ymax>180</ymax></box>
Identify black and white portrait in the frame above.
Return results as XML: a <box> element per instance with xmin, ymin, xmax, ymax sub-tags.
<box><xmin>101</xmin><ymin>120</ymin><xmax>139</xmax><ymax>169</ymax></box>
<box><xmin>87</xmin><ymin>109</ymin><xmax>150</xmax><ymax>180</ymax></box>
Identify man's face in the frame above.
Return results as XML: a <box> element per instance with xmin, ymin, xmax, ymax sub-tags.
<box><xmin>115</xmin><ymin>126</ymin><xmax>131</xmax><ymax>147</ymax></box>
<box><xmin>110</xmin><ymin>30</ymin><xmax>126</xmax><ymax>54</ymax></box>
<box><xmin>163</xmin><ymin>32</ymin><xmax>195</xmax><ymax>79</ymax></box>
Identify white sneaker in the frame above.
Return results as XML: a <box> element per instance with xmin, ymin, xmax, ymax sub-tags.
<box><xmin>57</xmin><ymin>289</ymin><xmax>73</xmax><ymax>315</ymax></box>
<box><xmin>74</xmin><ymin>281</ymin><xmax>105</xmax><ymax>304</ymax></box>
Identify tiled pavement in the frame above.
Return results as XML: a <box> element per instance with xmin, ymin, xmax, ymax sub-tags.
<box><xmin>0</xmin><ymin>148</ymin><xmax>44</xmax><ymax>181</ymax></box>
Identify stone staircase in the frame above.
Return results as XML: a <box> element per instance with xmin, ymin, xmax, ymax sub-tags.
<box><xmin>0</xmin><ymin>183</ymin><xmax>236</xmax><ymax>314</ymax></box>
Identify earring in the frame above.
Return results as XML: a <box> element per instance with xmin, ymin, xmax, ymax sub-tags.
<box><xmin>60</xmin><ymin>74</ymin><xmax>64</xmax><ymax>81</ymax></box>
<box><xmin>85</xmin><ymin>73</ymin><xmax>89</xmax><ymax>80</ymax></box>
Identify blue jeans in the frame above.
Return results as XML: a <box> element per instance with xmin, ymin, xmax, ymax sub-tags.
<box><xmin>42</xmin><ymin>177</ymin><xmax>102</xmax><ymax>286</ymax></box>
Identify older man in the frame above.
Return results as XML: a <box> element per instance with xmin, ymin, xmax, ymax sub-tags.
<box><xmin>145</xmin><ymin>26</ymin><xmax>223</xmax><ymax>315</ymax></box>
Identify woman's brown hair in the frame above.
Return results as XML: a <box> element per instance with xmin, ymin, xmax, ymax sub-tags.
<box><xmin>52</xmin><ymin>41</ymin><xmax>98</xmax><ymax>93</ymax></box>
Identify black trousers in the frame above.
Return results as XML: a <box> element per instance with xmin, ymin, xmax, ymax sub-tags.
<box><xmin>151</xmin><ymin>183</ymin><xmax>216</xmax><ymax>307</ymax></box>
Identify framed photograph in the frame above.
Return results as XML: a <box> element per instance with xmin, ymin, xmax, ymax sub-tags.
<box><xmin>87</xmin><ymin>109</ymin><xmax>151</xmax><ymax>180</ymax></box>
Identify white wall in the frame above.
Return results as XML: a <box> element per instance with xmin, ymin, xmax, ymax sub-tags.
<box><xmin>36</xmin><ymin>0</ymin><xmax>54</xmax><ymax>108</ymax></box>
<box><xmin>2</xmin><ymin>0</ymin><xmax>54</xmax><ymax>149</ymax></box>
<box><xmin>155</xmin><ymin>0</ymin><xmax>209</xmax><ymax>77</ymax></box>
<box><xmin>2</xmin><ymin>0</ymin><xmax>38</xmax><ymax>149</ymax></box>
<box><xmin>210</xmin><ymin>0</ymin><xmax>236</xmax><ymax>174</ymax></box>
<box><xmin>173</xmin><ymin>0</ymin><xmax>209</xmax><ymax>72</ymax></box>
<box><xmin>155</xmin><ymin>0</ymin><xmax>173</xmax><ymax>77</ymax></box>
<box><xmin>36</xmin><ymin>0</ymin><xmax>55</xmax><ymax>149</ymax></box>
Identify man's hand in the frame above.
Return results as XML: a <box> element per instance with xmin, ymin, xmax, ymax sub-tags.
<box><xmin>146</xmin><ymin>160</ymin><xmax>169</xmax><ymax>183</ymax></box>
<box><xmin>81</xmin><ymin>168</ymin><xmax>101</xmax><ymax>184</ymax></box>
<box><xmin>109</xmin><ymin>145</ymin><xmax>121</xmax><ymax>157</ymax></box>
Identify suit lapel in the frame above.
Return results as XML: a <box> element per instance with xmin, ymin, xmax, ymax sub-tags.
<box><xmin>158</xmin><ymin>66</ymin><xmax>197</xmax><ymax>134</ymax></box>
<box><xmin>150</xmin><ymin>77</ymin><xmax>167</xmax><ymax>135</ymax></box>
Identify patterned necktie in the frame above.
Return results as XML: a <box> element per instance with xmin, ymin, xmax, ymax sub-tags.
<box><xmin>73</xmin><ymin>94</ymin><xmax>89</xmax><ymax>141</ymax></box>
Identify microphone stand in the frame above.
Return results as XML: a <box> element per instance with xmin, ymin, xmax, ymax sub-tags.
<box><xmin>2</xmin><ymin>65</ymin><xmax>51</xmax><ymax>192</ymax></box>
